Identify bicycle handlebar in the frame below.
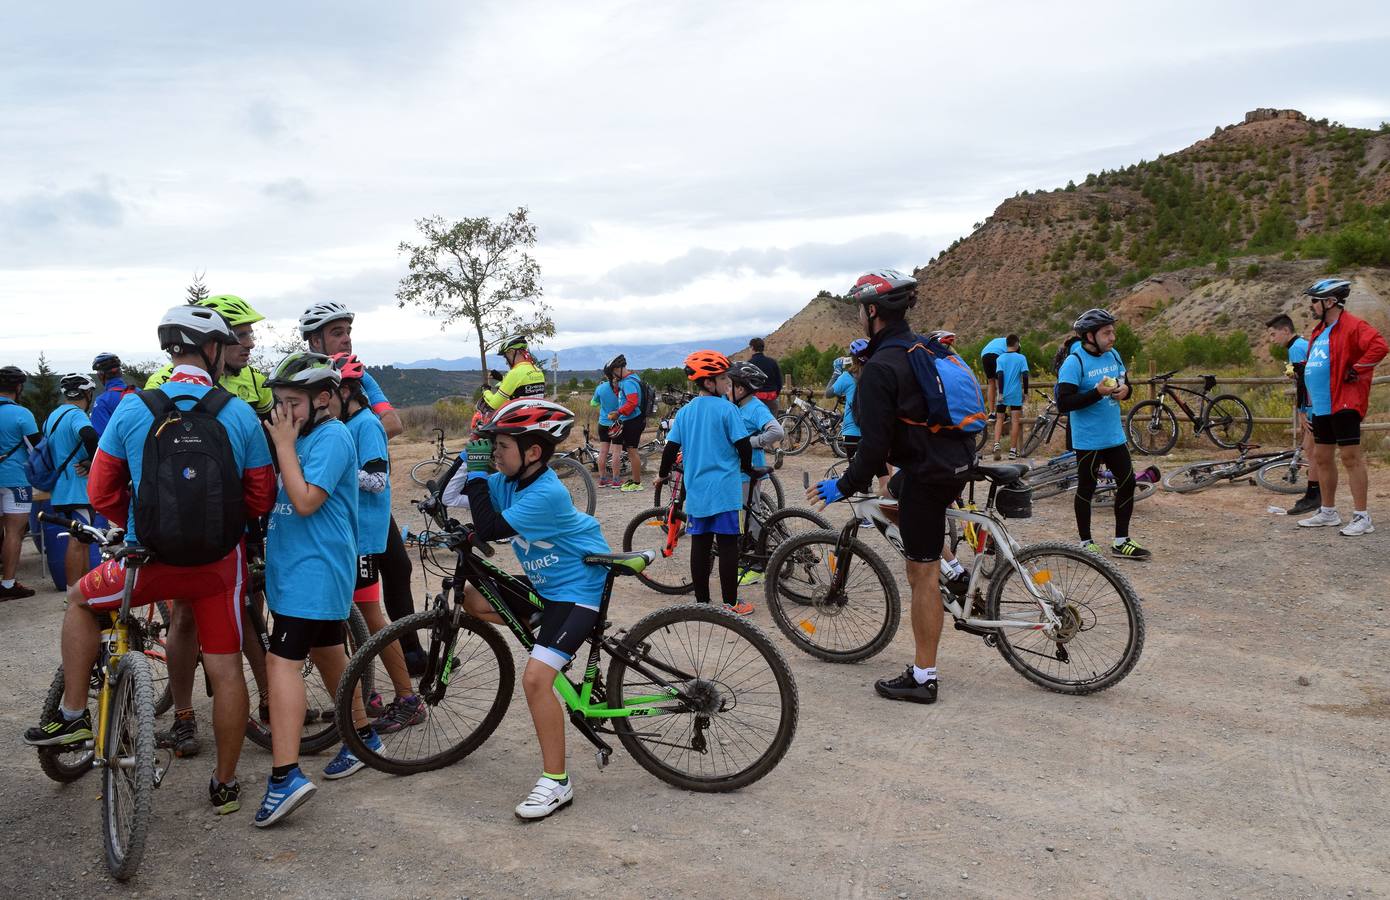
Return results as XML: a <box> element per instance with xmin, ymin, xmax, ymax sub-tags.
<box><xmin>37</xmin><ymin>510</ymin><xmax>124</xmax><ymax>546</ymax></box>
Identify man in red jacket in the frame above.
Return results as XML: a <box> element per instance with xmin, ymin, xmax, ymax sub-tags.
<box><xmin>1296</xmin><ymin>279</ymin><xmax>1387</xmax><ymax>537</ymax></box>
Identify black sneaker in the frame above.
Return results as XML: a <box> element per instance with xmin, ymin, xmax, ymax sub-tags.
<box><xmin>209</xmin><ymin>778</ymin><xmax>241</xmax><ymax>815</ymax></box>
<box><xmin>1287</xmin><ymin>494</ymin><xmax>1320</xmax><ymax>516</ymax></box>
<box><xmin>0</xmin><ymin>582</ymin><xmax>36</xmax><ymax>601</ymax></box>
<box><xmin>1111</xmin><ymin>539</ymin><xmax>1152</xmax><ymax>561</ymax></box>
<box><xmin>874</xmin><ymin>666</ymin><xmax>938</xmax><ymax>704</ymax></box>
<box><xmin>24</xmin><ymin>709</ymin><xmax>93</xmax><ymax>746</ymax></box>
<box><xmin>157</xmin><ymin>716</ymin><xmax>201</xmax><ymax>758</ymax></box>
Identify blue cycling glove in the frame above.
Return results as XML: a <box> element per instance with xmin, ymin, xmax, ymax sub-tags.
<box><xmin>812</xmin><ymin>477</ymin><xmax>844</xmax><ymax>505</ymax></box>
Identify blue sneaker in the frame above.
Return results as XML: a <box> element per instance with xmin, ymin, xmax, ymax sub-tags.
<box><xmin>253</xmin><ymin>768</ymin><xmax>316</xmax><ymax>828</ymax></box>
<box><xmin>323</xmin><ymin>731</ymin><xmax>381</xmax><ymax>780</ymax></box>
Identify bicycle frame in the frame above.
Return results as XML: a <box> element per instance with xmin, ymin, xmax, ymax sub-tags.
<box><xmin>1154</xmin><ymin>376</ymin><xmax>1220</xmax><ymax>432</ymax></box>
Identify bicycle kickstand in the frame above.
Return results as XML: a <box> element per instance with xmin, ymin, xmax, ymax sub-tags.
<box><xmin>568</xmin><ymin>709</ymin><xmax>614</xmax><ymax>770</ymax></box>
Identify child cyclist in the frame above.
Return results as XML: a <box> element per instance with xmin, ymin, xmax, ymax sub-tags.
<box><xmin>590</xmin><ymin>373</ymin><xmax>621</xmax><ymax>488</ymax></box>
<box><xmin>991</xmin><ymin>334</ymin><xmax>1030</xmax><ymax>460</ymax></box>
<box><xmin>728</xmin><ymin>361</ymin><xmax>785</xmax><ymax>585</ymax></box>
<box><xmin>441</xmin><ymin>399</ymin><xmax>611</xmax><ymax>820</ymax></box>
<box><xmin>255</xmin><ymin>352</ymin><xmax>376</xmax><ymax>827</ymax></box>
<box><xmin>331</xmin><ymin>353</ymin><xmax>424</xmax><ymax>733</ymax></box>
<box><xmin>655</xmin><ymin>351</ymin><xmax>757</xmax><ymax>615</ymax></box>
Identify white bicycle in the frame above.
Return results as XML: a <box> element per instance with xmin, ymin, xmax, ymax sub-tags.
<box><xmin>763</xmin><ymin>466</ymin><xmax>1146</xmax><ymax>693</ymax></box>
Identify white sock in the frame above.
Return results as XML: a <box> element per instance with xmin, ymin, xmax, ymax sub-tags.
<box><xmin>912</xmin><ymin>665</ymin><xmax>937</xmax><ymax>684</ymax></box>
<box><xmin>1113</xmin><ymin>536</ymin><xmax>1127</xmax><ymax>547</ymax></box>
<box><xmin>1321</xmin><ymin>506</ymin><xmax>1337</xmax><ymax>515</ymax></box>
<box><xmin>1079</xmin><ymin>539</ymin><xmax>1093</xmax><ymax>548</ymax></box>
<box><xmin>59</xmin><ymin>704</ymin><xmax>85</xmax><ymax>721</ymax></box>
<box><xmin>947</xmin><ymin>558</ymin><xmax>964</xmax><ymax>576</ymax></box>
<box><xmin>1354</xmin><ymin>510</ymin><xmax>1369</xmax><ymax>519</ymax></box>
<box><xmin>1</xmin><ymin>578</ymin><xmax>13</xmax><ymax>588</ymax></box>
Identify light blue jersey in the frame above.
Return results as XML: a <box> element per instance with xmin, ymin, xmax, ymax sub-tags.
<box><xmin>995</xmin><ymin>351</ymin><xmax>1030</xmax><ymax>407</ymax></box>
<box><xmin>488</xmin><ymin>468</ymin><xmax>610</xmax><ymax>609</ymax></box>
<box><xmin>667</xmin><ymin>395</ymin><xmax>746</xmax><ymax>518</ymax></box>
<box><xmin>1057</xmin><ymin>345</ymin><xmax>1127</xmax><ymax>450</ymax></box>
<box><xmin>1305</xmin><ymin>323</ymin><xmax>1335</xmax><ymax>416</ymax></box>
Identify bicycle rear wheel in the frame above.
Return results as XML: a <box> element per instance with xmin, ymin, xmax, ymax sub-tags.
<box><xmin>623</xmin><ymin>506</ymin><xmax>704</xmax><ymax>595</ymax></box>
<box><xmin>1161</xmin><ymin>460</ymin><xmax>1229</xmax><ymax>494</ymax></box>
<box><xmin>752</xmin><ymin>472</ymin><xmax>785</xmax><ymax>510</ymax></box>
<box><xmin>1018</xmin><ymin>416</ymin><xmax>1050</xmax><ymax>458</ymax></box>
<box><xmin>1126</xmin><ymin>400</ymin><xmax>1179</xmax><ymax>455</ymax></box>
<box><xmin>1256</xmin><ymin>458</ymin><xmax>1308</xmax><ymax>494</ymax></box>
<box><xmin>763</xmin><ymin>529</ymin><xmax>901</xmax><ymax>663</ymax></box>
<box><xmin>336</xmin><ymin>608</ymin><xmax>514</xmax><ymax>775</ymax></box>
<box><xmin>411</xmin><ymin>457</ymin><xmax>452</xmax><ymax>488</ymax></box>
<box><xmin>549</xmin><ymin>455</ymin><xmax>597</xmax><ymax>515</ymax></box>
<box><xmin>985</xmin><ymin>542</ymin><xmax>1144</xmax><ymax>694</ymax></box>
<box><xmin>778</xmin><ymin>414</ymin><xmax>811</xmax><ymax>455</ymax></box>
<box><xmin>142</xmin><ymin>602</ymin><xmax>172</xmax><ymax>717</ymax></box>
<box><xmin>36</xmin><ymin>665</ymin><xmax>96</xmax><ymax>783</ymax></box>
<box><xmin>608</xmin><ymin>603</ymin><xmax>798</xmax><ymax>791</ymax></box>
<box><xmin>102</xmin><ymin>651</ymin><xmax>157</xmax><ymax>881</ymax></box>
<box><xmin>1205</xmin><ymin>394</ymin><xmax>1253</xmax><ymax>449</ymax></box>
<box><xmin>1091</xmin><ymin>480</ymin><xmax>1157</xmax><ymax>507</ymax></box>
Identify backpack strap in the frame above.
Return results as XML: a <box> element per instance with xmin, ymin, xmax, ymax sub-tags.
<box><xmin>137</xmin><ymin>389</ymin><xmax>177</xmax><ymax>421</ymax></box>
<box><xmin>0</xmin><ymin>440</ymin><xmax>24</xmax><ymax>465</ymax></box>
<box><xmin>192</xmin><ymin>387</ymin><xmax>235</xmax><ymax>417</ymax></box>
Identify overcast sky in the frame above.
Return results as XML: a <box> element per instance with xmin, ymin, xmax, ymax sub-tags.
<box><xmin>4</xmin><ymin>0</ymin><xmax>1389</xmax><ymax>373</ymax></box>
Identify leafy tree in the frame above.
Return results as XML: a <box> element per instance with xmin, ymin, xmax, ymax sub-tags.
<box><xmin>1113</xmin><ymin>322</ymin><xmax>1142</xmax><ymax>364</ymax></box>
<box><xmin>186</xmin><ymin>270</ymin><xmax>209</xmax><ymax>304</ymax></box>
<box><xmin>22</xmin><ymin>353</ymin><xmax>61</xmax><ymax>423</ymax></box>
<box><xmin>396</xmin><ymin>207</ymin><xmax>552</xmax><ymax>384</ymax></box>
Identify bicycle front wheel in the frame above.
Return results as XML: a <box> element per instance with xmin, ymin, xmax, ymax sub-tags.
<box><xmin>1256</xmin><ymin>458</ymin><xmax>1308</xmax><ymax>494</ymax></box>
<box><xmin>985</xmin><ymin>542</ymin><xmax>1144</xmax><ymax>694</ymax></box>
<box><xmin>623</xmin><ymin>506</ymin><xmax>703</xmax><ymax>595</ymax></box>
<box><xmin>1205</xmin><ymin>394</ymin><xmax>1253</xmax><ymax>449</ymax></box>
<box><xmin>1126</xmin><ymin>400</ymin><xmax>1178</xmax><ymax>455</ymax></box>
<box><xmin>411</xmin><ymin>457</ymin><xmax>452</xmax><ymax>488</ymax></box>
<box><xmin>549</xmin><ymin>455</ymin><xmax>597</xmax><ymax>515</ymax></box>
<box><xmin>37</xmin><ymin>665</ymin><xmax>95</xmax><ymax>783</ymax></box>
<box><xmin>608</xmin><ymin>603</ymin><xmax>799</xmax><ymax>791</ymax></box>
<box><xmin>102</xmin><ymin>651</ymin><xmax>157</xmax><ymax>881</ymax></box>
<box><xmin>763</xmin><ymin>529</ymin><xmax>901</xmax><ymax>663</ymax></box>
<box><xmin>1018</xmin><ymin>416</ymin><xmax>1050</xmax><ymax>458</ymax></box>
<box><xmin>778</xmin><ymin>414</ymin><xmax>812</xmax><ymax>455</ymax></box>
<box><xmin>336</xmin><ymin>608</ymin><xmax>514</xmax><ymax>775</ymax></box>
<box><xmin>1091</xmin><ymin>480</ymin><xmax>1157</xmax><ymax>507</ymax></box>
<box><xmin>1161</xmin><ymin>460</ymin><xmax>1229</xmax><ymax>494</ymax></box>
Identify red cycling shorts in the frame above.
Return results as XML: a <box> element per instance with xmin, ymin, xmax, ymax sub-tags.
<box><xmin>77</xmin><ymin>542</ymin><xmax>247</xmax><ymax>655</ymax></box>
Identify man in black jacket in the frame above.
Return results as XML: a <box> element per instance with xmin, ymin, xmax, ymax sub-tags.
<box><xmin>747</xmin><ymin>338</ymin><xmax>783</xmax><ymax>417</ymax></box>
<box><xmin>807</xmin><ymin>270</ymin><xmax>975</xmax><ymax>704</ymax></box>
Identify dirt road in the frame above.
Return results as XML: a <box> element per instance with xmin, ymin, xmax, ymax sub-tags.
<box><xmin>2</xmin><ymin>443</ymin><xmax>1386</xmax><ymax>898</ymax></box>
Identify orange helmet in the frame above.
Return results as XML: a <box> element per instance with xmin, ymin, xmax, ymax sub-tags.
<box><xmin>683</xmin><ymin>350</ymin><xmax>730</xmax><ymax>382</ymax></box>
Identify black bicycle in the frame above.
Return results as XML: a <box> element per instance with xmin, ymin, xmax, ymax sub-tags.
<box><xmin>1126</xmin><ymin>372</ymin><xmax>1253</xmax><ymax>455</ymax></box>
<box><xmin>333</xmin><ymin>479</ymin><xmax>799</xmax><ymax>791</ymax></box>
<box><xmin>559</xmin><ymin>425</ymin><xmax>643</xmax><ymax>479</ymax></box>
<box><xmin>1016</xmin><ymin>390</ymin><xmax>1069</xmax><ymax>458</ymax></box>
<box><xmin>778</xmin><ymin>389</ymin><xmax>848</xmax><ymax>457</ymax></box>
<box><xmin>1160</xmin><ymin>443</ymin><xmax>1299</xmax><ymax>494</ymax></box>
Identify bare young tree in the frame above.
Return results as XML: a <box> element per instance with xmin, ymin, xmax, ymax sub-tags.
<box><xmin>186</xmin><ymin>269</ymin><xmax>209</xmax><ymax>304</ymax></box>
<box><xmin>395</xmin><ymin>207</ymin><xmax>552</xmax><ymax>382</ymax></box>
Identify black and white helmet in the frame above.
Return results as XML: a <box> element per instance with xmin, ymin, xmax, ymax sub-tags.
<box><xmin>298</xmin><ymin>301</ymin><xmax>354</xmax><ymax>337</ymax></box>
<box><xmin>60</xmin><ymin>373</ymin><xmax>98</xmax><ymax>397</ymax></box>
<box><xmin>1072</xmin><ymin>308</ymin><xmax>1116</xmax><ymax>336</ymax></box>
<box><xmin>727</xmin><ymin>361</ymin><xmax>768</xmax><ymax>391</ymax></box>
<box><xmin>157</xmin><ymin>305</ymin><xmax>238</xmax><ymax>351</ymax></box>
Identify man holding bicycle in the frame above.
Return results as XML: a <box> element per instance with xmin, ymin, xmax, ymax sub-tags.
<box><xmin>808</xmin><ymin>270</ymin><xmax>974</xmax><ymax>704</ymax></box>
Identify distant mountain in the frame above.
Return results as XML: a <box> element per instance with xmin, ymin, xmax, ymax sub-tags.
<box><xmin>394</xmin><ymin>338</ymin><xmax>748</xmax><ymax>372</ymax></box>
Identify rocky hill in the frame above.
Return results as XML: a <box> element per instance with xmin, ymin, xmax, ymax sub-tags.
<box><xmin>762</xmin><ymin>109</ymin><xmax>1390</xmax><ymax>360</ymax></box>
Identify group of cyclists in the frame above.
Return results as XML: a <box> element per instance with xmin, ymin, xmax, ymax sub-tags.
<box><xmin>3</xmin><ymin>267</ymin><xmax>1383</xmax><ymax>831</ymax></box>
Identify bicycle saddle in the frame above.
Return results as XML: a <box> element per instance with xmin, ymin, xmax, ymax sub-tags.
<box><xmin>585</xmin><ymin>549</ymin><xmax>656</xmax><ymax>576</ymax></box>
<box><xmin>967</xmin><ymin>463</ymin><xmax>1030</xmax><ymax>483</ymax></box>
<box><xmin>750</xmin><ymin>465</ymin><xmax>774</xmax><ymax>480</ymax></box>
<box><xmin>113</xmin><ymin>544</ymin><xmax>154</xmax><ymax>564</ymax></box>
<box><xmin>1236</xmin><ymin>442</ymin><xmax>1260</xmax><ymax>452</ymax></box>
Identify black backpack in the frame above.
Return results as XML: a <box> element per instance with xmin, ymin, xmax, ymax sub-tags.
<box><xmin>638</xmin><ymin>379</ymin><xmax>657</xmax><ymax>419</ymax></box>
<box><xmin>134</xmin><ymin>389</ymin><xmax>245</xmax><ymax>566</ymax></box>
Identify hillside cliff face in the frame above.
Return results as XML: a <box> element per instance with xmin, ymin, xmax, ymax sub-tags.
<box><xmin>763</xmin><ymin>109</ymin><xmax>1390</xmax><ymax>356</ymax></box>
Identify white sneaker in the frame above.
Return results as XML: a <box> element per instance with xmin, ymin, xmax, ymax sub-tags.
<box><xmin>515</xmin><ymin>776</ymin><xmax>573</xmax><ymax>820</ymax></box>
<box><xmin>1339</xmin><ymin>514</ymin><xmax>1375</xmax><ymax>536</ymax></box>
<box><xmin>1297</xmin><ymin>509</ymin><xmax>1342</xmax><ymax>528</ymax></box>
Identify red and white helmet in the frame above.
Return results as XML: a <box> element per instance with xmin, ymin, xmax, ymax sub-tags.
<box><xmin>846</xmin><ymin>269</ymin><xmax>918</xmax><ymax>311</ymax></box>
<box><xmin>475</xmin><ymin>398</ymin><xmax>575</xmax><ymax>444</ymax></box>
<box><xmin>329</xmin><ymin>352</ymin><xmax>366</xmax><ymax>381</ymax></box>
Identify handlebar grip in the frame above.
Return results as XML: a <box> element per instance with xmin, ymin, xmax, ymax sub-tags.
<box><xmin>37</xmin><ymin>510</ymin><xmax>81</xmax><ymax>532</ymax></box>
<box><xmin>468</xmin><ymin>527</ymin><xmax>495</xmax><ymax>558</ymax></box>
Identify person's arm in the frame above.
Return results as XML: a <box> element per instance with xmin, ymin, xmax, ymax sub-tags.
<box><xmin>769</xmin><ymin>359</ymin><xmax>783</xmax><ymax>394</ymax></box>
<box><xmin>78</xmin><ymin>424</ymin><xmax>98</xmax><ymax>459</ymax></box>
<box><xmin>90</xmin><ymin>396</ymin><xmax>113</xmax><ymax>436</ymax></box>
<box><xmin>657</xmin><ymin>440</ymin><xmax>681</xmax><ymax>480</ymax></box>
<box><xmin>750</xmin><ymin>417</ymin><xmax>784</xmax><ymax>449</ymax></box>
<box><xmin>735</xmin><ymin>435</ymin><xmax>754</xmax><ymax>477</ymax></box>
<box><xmin>1021</xmin><ymin>371</ymin><xmax>1030</xmax><ymax>396</ymax></box>
<box><xmin>87</xmin><ymin>449</ymin><xmax>132</xmax><ymax>525</ymax></box>
<box><xmin>462</xmin><ymin>477</ymin><xmax>517</xmax><ymax>541</ymax></box>
<box><xmin>615</xmin><ymin>377</ymin><xmax>640</xmax><ymax>418</ymax></box>
<box><xmin>1348</xmin><ymin>322</ymin><xmax>1389</xmax><ymax>378</ymax></box>
<box><xmin>835</xmin><ymin>363</ymin><xmax>893</xmax><ymax>496</ymax></box>
<box><xmin>264</xmin><ymin>406</ymin><xmax>328</xmax><ymax>516</ymax></box>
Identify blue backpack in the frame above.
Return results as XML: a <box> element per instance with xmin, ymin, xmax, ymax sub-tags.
<box><xmin>25</xmin><ymin>407</ymin><xmax>83</xmax><ymax>493</ymax></box>
<box><xmin>877</xmin><ymin>334</ymin><xmax>988</xmax><ymax>434</ymax></box>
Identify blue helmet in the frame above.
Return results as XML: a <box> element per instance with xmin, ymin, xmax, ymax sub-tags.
<box><xmin>849</xmin><ymin>338</ymin><xmax>870</xmax><ymax>362</ymax></box>
<box><xmin>1303</xmin><ymin>278</ymin><xmax>1350</xmax><ymax>304</ymax></box>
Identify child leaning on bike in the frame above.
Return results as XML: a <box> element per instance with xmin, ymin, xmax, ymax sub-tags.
<box><xmin>441</xmin><ymin>398</ymin><xmax>611</xmax><ymax>820</ymax></box>
<box><xmin>655</xmin><ymin>351</ymin><xmax>759</xmax><ymax>615</ymax></box>
<box><xmin>728</xmin><ymin>360</ymin><xmax>786</xmax><ymax>584</ymax></box>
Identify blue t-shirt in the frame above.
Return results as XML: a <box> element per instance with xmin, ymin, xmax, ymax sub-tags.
<box><xmin>666</xmin><ymin>395</ymin><xmax>747</xmax><ymax>517</ymax></box>
<box><xmin>981</xmin><ymin>337</ymin><xmax>1008</xmax><ymax>358</ymax></box>
<box><xmin>345</xmin><ymin>408</ymin><xmax>391</xmax><ymax>556</ymax></box>
<box><xmin>829</xmin><ymin>371</ymin><xmax>860</xmax><ymax>437</ymax></box>
<box><xmin>98</xmin><ymin>378</ymin><xmax>273</xmax><ymax>541</ymax></box>
<box><xmin>616</xmin><ymin>374</ymin><xmax>643</xmax><ymax>422</ymax></box>
<box><xmin>594</xmin><ymin>381</ymin><xmax>621</xmax><ymax>421</ymax></box>
<box><xmin>359</xmin><ymin>371</ymin><xmax>390</xmax><ymax>410</ymax></box>
<box><xmin>488</xmin><ymin>468</ymin><xmax>610</xmax><ymax>609</ymax></box>
<box><xmin>0</xmin><ymin>398</ymin><xmax>38</xmax><ymax>488</ymax></box>
<box><xmin>267</xmin><ymin>420</ymin><xmax>358</xmax><ymax>621</ymax></box>
<box><xmin>735</xmin><ymin>397</ymin><xmax>776</xmax><ymax>475</ymax></box>
<box><xmin>995</xmin><ymin>351</ymin><xmax>1030</xmax><ymax>407</ymax></box>
<box><xmin>1305</xmin><ymin>323</ymin><xmax>1335</xmax><ymax>416</ymax></box>
<box><xmin>90</xmin><ymin>379</ymin><xmax>130</xmax><ymax>436</ymax></box>
<box><xmin>43</xmin><ymin>405</ymin><xmax>93</xmax><ymax>507</ymax></box>
<box><xmin>1057</xmin><ymin>346</ymin><xmax>1127</xmax><ymax>451</ymax></box>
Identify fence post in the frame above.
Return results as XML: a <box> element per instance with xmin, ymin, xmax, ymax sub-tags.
<box><xmin>1147</xmin><ymin>360</ymin><xmax>1156</xmax><ymax>400</ymax></box>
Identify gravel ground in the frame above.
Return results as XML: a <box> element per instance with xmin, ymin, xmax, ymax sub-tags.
<box><xmin>2</xmin><ymin>441</ymin><xmax>1387</xmax><ymax>898</ymax></box>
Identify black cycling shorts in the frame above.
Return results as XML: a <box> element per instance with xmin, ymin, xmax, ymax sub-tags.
<box><xmin>614</xmin><ymin>416</ymin><xmax>646</xmax><ymax>449</ymax></box>
<box><xmin>596</xmin><ymin>422</ymin><xmax>614</xmax><ymax>442</ymax></box>
<box><xmin>1312</xmin><ymin>410</ymin><xmax>1361</xmax><ymax>446</ymax></box>
<box><xmin>995</xmin><ymin>404</ymin><xmax>1022</xmax><ymax>413</ymax></box>
<box><xmin>268</xmin><ymin>614</ymin><xmax>345</xmax><ymax>661</ymax></box>
<box><xmin>981</xmin><ymin>353</ymin><xmax>1000</xmax><ymax>380</ymax></box>
<box><xmin>889</xmin><ymin>472</ymin><xmax>964</xmax><ymax>563</ymax></box>
<box><xmin>355</xmin><ymin>554</ymin><xmax>380</xmax><ymax>590</ymax></box>
<box><xmin>496</xmin><ymin>581</ymin><xmax>599</xmax><ymax>671</ymax></box>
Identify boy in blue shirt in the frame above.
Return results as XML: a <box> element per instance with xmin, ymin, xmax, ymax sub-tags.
<box><xmin>44</xmin><ymin>374</ymin><xmax>100</xmax><ymax>587</ymax></box>
<box><xmin>655</xmin><ymin>351</ymin><xmax>757</xmax><ymax>615</ymax></box>
<box><xmin>1265</xmin><ymin>313</ymin><xmax>1320</xmax><ymax>515</ymax></box>
<box><xmin>256</xmin><ymin>352</ymin><xmax>376</xmax><ymax>827</ymax></box>
<box><xmin>979</xmin><ymin>335</ymin><xmax>1008</xmax><ymax>417</ymax></box>
<box><xmin>991</xmin><ymin>335</ymin><xmax>1030</xmax><ymax>460</ymax></box>
<box><xmin>0</xmin><ymin>366</ymin><xmax>41</xmax><ymax>600</ymax></box>
<box><xmin>729</xmin><ymin>361</ymin><xmax>786</xmax><ymax>585</ymax></box>
<box><xmin>442</xmin><ymin>398</ymin><xmax>611</xmax><ymax>820</ymax></box>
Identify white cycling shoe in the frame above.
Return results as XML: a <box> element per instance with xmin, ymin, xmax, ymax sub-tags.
<box><xmin>1339</xmin><ymin>513</ymin><xmax>1374</xmax><ymax>537</ymax></box>
<box><xmin>515</xmin><ymin>775</ymin><xmax>574</xmax><ymax>820</ymax></box>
